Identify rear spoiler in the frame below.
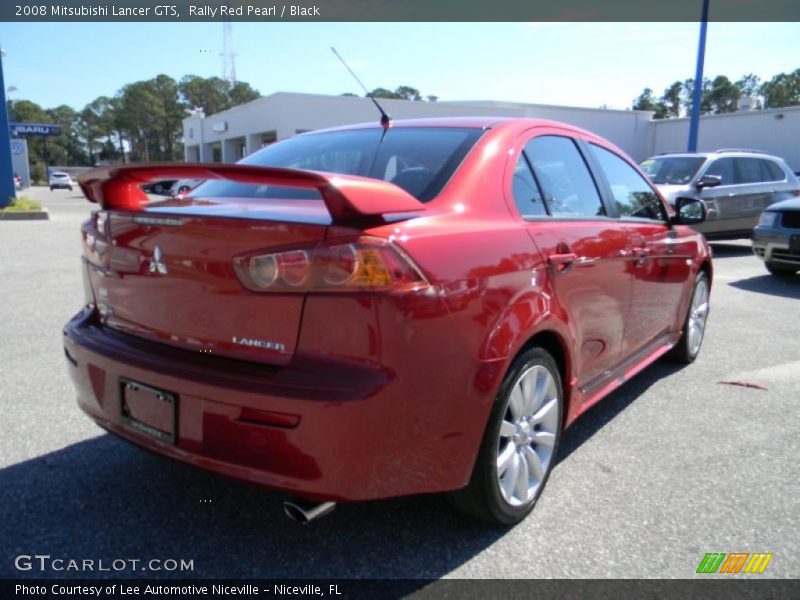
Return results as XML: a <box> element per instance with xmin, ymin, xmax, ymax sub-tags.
<box><xmin>77</xmin><ymin>163</ymin><xmax>425</xmax><ymax>223</ymax></box>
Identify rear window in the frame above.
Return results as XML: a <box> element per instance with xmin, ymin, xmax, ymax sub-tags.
<box><xmin>639</xmin><ymin>156</ymin><xmax>706</xmax><ymax>185</ymax></box>
<box><xmin>191</xmin><ymin>127</ymin><xmax>485</xmax><ymax>203</ymax></box>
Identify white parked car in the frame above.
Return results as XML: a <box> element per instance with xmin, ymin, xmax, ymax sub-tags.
<box><xmin>49</xmin><ymin>171</ymin><xmax>76</xmax><ymax>191</ymax></box>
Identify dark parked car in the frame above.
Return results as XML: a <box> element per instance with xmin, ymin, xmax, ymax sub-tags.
<box><xmin>66</xmin><ymin>118</ymin><xmax>711</xmax><ymax>525</ymax></box>
<box><xmin>143</xmin><ymin>180</ymin><xmax>177</xmax><ymax>195</ymax></box>
<box><xmin>752</xmin><ymin>197</ymin><xmax>800</xmax><ymax>276</ymax></box>
<box><xmin>640</xmin><ymin>150</ymin><xmax>800</xmax><ymax>240</ymax></box>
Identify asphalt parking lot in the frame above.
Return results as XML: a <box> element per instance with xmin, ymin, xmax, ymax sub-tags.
<box><xmin>1</xmin><ymin>187</ymin><xmax>798</xmax><ymax>580</ymax></box>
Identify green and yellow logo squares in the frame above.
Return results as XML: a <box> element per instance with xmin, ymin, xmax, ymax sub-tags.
<box><xmin>697</xmin><ymin>552</ymin><xmax>773</xmax><ymax>574</ymax></box>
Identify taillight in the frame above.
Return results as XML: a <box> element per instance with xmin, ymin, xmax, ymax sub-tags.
<box><xmin>277</xmin><ymin>250</ymin><xmax>311</xmax><ymax>287</ymax></box>
<box><xmin>82</xmin><ymin>210</ymin><xmax>109</xmax><ymax>267</ymax></box>
<box><xmin>793</xmin><ymin>189</ymin><xmax>800</xmax><ymax>197</ymax></box>
<box><xmin>233</xmin><ymin>237</ymin><xmax>428</xmax><ymax>293</ymax></box>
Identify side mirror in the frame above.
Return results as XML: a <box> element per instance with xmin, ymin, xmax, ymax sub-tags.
<box><xmin>695</xmin><ymin>174</ymin><xmax>722</xmax><ymax>189</ymax></box>
<box><xmin>670</xmin><ymin>197</ymin><xmax>706</xmax><ymax>225</ymax></box>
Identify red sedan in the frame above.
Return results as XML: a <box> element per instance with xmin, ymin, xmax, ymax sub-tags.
<box><xmin>64</xmin><ymin>118</ymin><xmax>711</xmax><ymax>525</ymax></box>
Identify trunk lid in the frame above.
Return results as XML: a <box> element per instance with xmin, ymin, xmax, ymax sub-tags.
<box><xmin>90</xmin><ymin>203</ymin><xmax>327</xmax><ymax>366</ymax></box>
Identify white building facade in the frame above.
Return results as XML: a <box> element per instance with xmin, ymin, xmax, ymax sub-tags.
<box><xmin>182</xmin><ymin>92</ymin><xmax>800</xmax><ymax>170</ymax></box>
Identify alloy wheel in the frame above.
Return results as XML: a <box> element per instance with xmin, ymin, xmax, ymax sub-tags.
<box><xmin>687</xmin><ymin>278</ymin><xmax>709</xmax><ymax>356</ymax></box>
<box><xmin>496</xmin><ymin>365</ymin><xmax>559</xmax><ymax>507</ymax></box>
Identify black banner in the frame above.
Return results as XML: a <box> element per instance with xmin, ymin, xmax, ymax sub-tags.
<box><xmin>4</xmin><ymin>0</ymin><xmax>800</xmax><ymax>22</ymax></box>
<box><xmin>3</xmin><ymin>579</ymin><xmax>800</xmax><ymax>600</ymax></box>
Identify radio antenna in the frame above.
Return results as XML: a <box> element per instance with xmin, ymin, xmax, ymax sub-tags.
<box><xmin>331</xmin><ymin>46</ymin><xmax>391</xmax><ymax>130</ymax></box>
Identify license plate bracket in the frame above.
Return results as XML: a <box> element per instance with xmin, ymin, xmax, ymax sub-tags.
<box><xmin>119</xmin><ymin>378</ymin><xmax>177</xmax><ymax>445</ymax></box>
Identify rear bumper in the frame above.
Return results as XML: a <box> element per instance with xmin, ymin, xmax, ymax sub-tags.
<box><xmin>63</xmin><ymin>308</ymin><xmax>495</xmax><ymax>502</ymax></box>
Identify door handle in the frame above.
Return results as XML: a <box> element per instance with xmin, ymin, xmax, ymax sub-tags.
<box><xmin>633</xmin><ymin>247</ymin><xmax>650</xmax><ymax>265</ymax></box>
<box><xmin>548</xmin><ymin>252</ymin><xmax>577</xmax><ymax>272</ymax></box>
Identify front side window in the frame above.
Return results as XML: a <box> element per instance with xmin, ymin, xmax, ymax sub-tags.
<box><xmin>590</xmin><ymin>144</ymin><xmax>666</xmax><ymax>221</ymax></box>
<box><xmin>703</xmin><ymin>158</ymin><xmax>735</xmax><ymax>185</ymax></box>
<box><xmin>524</xmin><ymin>136</ymin><xmax>605</xmax><ymax>218</ymax></box>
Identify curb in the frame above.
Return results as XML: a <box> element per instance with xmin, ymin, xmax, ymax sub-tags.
<box><xmin>0</xmin><ymin>208</ymin><xmax>50</xmax><ymax>221</ymax></box>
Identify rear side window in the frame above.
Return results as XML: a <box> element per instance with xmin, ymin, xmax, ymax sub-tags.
<box><xmin>703</xmin><ymin>158</ymin><xmax>735</xmax><ymax>185</ymax></box>
<box><xmin>511</xmin><ymin>153</ymin><xmax>548</xmax><ymax>217</ymax></box>
<box><xmin>590</xmin><ymin>144</ymin><xmax>666</xmax><ymax>221</ymax></box>
<box><xmin>192</xmin><ymin>127</ymin><xmax>485</xmax><ymax>203</ymax></box>
<box><xmin>734</xmin><ymin>157</ymin><xmax>765</xmax><ymax>184</ymax></box>
<box><xmin>760</xmin><ymin>159</ymin><xmax>785</xmax><ymax>182</ymax></box>
<box><xmin>524</xmin><ymin>136</ymin><xmax>605</xmax><ymax>218</ymax></box>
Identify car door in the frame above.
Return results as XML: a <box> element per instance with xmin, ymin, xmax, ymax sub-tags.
<box><xmin>512</xmin><ymin>130</ymin><xmax>632</xmax><ymax>392</ymax></box>
<box><xmin>697</xmin><ymin>156</ymin><xmax>770</xmax><ymax>236</ymax></box>
<box><xmin>586</xmin><ymin>142</ymin><xmax>693</xmax><ymax>359</ymax></box>
<box><xmin>730</xmin><ymin>157</ymin><xmax>773</xmax><ymax>229</ymax></box>
<box><xmin>695</xmin><ymin>157</ymin><xmax>738</xmax><ymax>236</ymax></box>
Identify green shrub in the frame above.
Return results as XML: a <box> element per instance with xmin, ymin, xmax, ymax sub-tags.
<box><xmin>1</xmin><ymin>197</ymin><xmax>43</xmax><ymax>212</ymax></box>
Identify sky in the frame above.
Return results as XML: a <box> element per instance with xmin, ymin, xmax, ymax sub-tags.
<box><xmin>0</xmin><ymin>22</ymin><xmax>798</xmax><ymax>112</ymax></box>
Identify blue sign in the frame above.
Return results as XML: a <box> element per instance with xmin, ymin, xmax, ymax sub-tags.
<box><xmin>10</xmin><ymin>122</ymin><xmax>62</xmax><ymax>137</ymax></box>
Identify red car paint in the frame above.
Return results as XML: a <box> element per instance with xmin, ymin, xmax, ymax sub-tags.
<box><xmin>64</xmin><ymin>118</ymin><xmax>711</xmax><ymax>502</ymax></box>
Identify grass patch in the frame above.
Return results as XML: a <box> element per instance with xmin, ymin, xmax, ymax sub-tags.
<box><xmin>1</xmin><ymin>197</ymin><xmax>43</xmax><ymax>212</ymax></box>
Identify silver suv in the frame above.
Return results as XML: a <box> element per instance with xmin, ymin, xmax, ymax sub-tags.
<box><xmin>640</xmin><ymin>150</ymin><xmax>800</xmax><ymax>240</ymax></box>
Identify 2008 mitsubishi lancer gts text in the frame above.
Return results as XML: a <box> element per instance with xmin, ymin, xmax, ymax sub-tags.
<box><xmin>64</xmin><ymin>117</ymin><xmax>711</xmax><ymax>525</ymax></box>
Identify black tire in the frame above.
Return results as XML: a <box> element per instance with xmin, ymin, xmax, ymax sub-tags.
<box><xmin>178</xmin><ymin>186</ymin><xmax>190</xmax><ymax>194</ymax></box>
<box><xmin>68</xmin><ymin>186</ymin><xmax>73</xmax><ymax>191</ymax></box>
<box><xmin>670</xmin><ymin>272</ymin><xmax>710</xmax><ymax>364</ymax></box>
<box><xmin>49</xmin><ymin>186</ymin><xmax>54</xmax><ymax>191</ymax></box>
<box><xmin>765</xmin><ymin>262</ymin><xmax>797</xmax><ymax>277</ymax></box>
<box><xmin>450</xmin><ymin>347</ymin><xmax>563</xmax><ymax>525</ymax></box>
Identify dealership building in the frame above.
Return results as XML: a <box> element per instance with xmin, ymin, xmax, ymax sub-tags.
<box><xmin>182</xmin><ymin>92</ymin><xmax>800</xmax><ymax>170</ymax></box>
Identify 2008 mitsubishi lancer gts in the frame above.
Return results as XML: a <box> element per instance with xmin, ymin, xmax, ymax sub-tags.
<box><xmin>64</xmin><ymin>117</ymin><xmax>711</xmax><ymax>524</ymax></box>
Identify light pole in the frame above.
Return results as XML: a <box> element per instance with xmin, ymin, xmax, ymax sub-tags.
<box><xmin>687</xmin><ymin>0</ymin><xmax>710</xmax><ymax>152</ymax></box>
<box><xmin>0</xmin><ymin>48</ymin><xmax>16</xmax><ymax>207</ymax></box>
<box><xmin>186</xmin><ymin>106</ymin><xmax>205</xmax><ymax>162</ymax></box>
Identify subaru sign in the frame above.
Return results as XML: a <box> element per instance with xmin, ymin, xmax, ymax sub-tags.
<box><xmin>10</xmin><ymin>122</ymin><xmax>62</xmax><ymax>137</ymax></box>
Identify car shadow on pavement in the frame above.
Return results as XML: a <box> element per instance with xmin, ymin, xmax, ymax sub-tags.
<box><xmin>0</xmin><ymin>434</ymin><xmax>505</xmax><ymax>582</ymax></box>
<box><xmin>728</xmin><ymin>273</ymin><xmax>800</xmax><ymax>299</ymax></box>
<box><xmin>708</xmin><ymin>242</ymin><xmax>753</xmax><ymax>258</ymax></box>
<box><xmin>558</xmin><ymin>360</ymin><xmax>685</xmax><ymax>462</ymax></box>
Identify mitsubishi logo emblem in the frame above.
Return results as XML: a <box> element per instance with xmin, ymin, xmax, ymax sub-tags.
<box><xmin>148</xmin><ymin>245</ymin><xmax>168</xmax><ymax>275</ymax></box>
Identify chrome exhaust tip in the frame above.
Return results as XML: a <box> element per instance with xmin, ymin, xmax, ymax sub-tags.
<box><xmin>283</xmin><ymin>499</ymin><xmax>336</xmax><ymax>524</ymax></box>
